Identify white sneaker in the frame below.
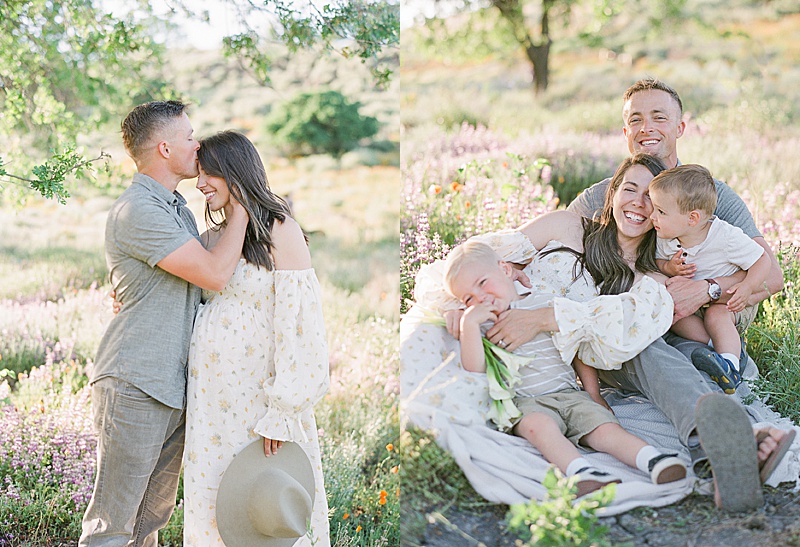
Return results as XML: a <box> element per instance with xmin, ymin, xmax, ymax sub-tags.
<box><xmin>648</xmin><ymin>453</ymin><xmax>687</xmax><ymax>484</ymax></box>
<box><xmin>574</xmin><ymin>466</ymin><xmax>621</xmax><ymax>497</ymax></box>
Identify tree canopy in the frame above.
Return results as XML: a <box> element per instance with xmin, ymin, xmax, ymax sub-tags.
<box><xmin>265</xmin><ymin>90</ymin><xmax>380</xmax><ymax>158</ymax></box>
<box><xmin>0</xmin><ymin>0</ymin><xmax>164</xmax><ymax>202</ymax></box>
<box><xmin>0</xmin><ymin>0</ymin><xmax>399</xmax><ymax>203</ymax></box>
<box><xmin>213</xmin><ymin>0</ymin><xmax>400</xmax><ymax>88</ymax></box>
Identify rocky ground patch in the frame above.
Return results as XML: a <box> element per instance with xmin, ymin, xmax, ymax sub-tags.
<box><xmin>414</xmin><ymin>484</ymin><xmax>800</xmax><ymax>546</ymax></box>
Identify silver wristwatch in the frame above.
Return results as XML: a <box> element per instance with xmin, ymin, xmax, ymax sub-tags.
<box><xmin>705</xmin><ymin>278</ymin><xmax>721</xmax><ymax>301</ymax></box>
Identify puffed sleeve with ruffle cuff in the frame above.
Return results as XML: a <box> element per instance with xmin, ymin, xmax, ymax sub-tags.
<box><xmin>470</xmin><ymin>229</ymin><xmax>538</xmax><ymax>265</ymax></box>
<box><xmin>254</xmin><ymin>269</ymin><xmax>330</xmax><ymax>443</ymax></box>
<box><xmin>550</xmin><ymin>276</ymin><xmax>673</xmax><ymax>370</ymax></box>
<box><xmin>413</xmin><ymin>260</ymin><xmax>462</xmax><ymax>314</ymax></box>
<box><xmin>412</xmin><ymin>229</ymin><xmax>538</xmax><ymax>314</ymax></box>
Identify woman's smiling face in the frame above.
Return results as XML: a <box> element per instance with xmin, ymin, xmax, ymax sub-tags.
<box><xmin>196</xmin><ymin>165</ymin><xmax>231</xmax><ymax>212</ymax></box>
<box><xmin>611</xmin><ymin>163</ymin><xmax>655</xmax><ymax>242</ymax></box>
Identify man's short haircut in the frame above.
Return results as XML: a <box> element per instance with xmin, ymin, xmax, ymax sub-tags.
<box><xmin>443</xmin><ymin>240</ymin><xmax>504</xmax><ymax>298</ymax></box>
<box><xmin>623</xmin><ymin>78</ymin><xmax>683</xmax><ymax>116</ymax></box>
<box><xmin>121</xmin><ymin>100</ymin><xmax>188</xmax><ymax>161</ymax></box>
<box><xmin>649</xmin><ymin>164</ymin><xmax>717</xmax><ymax>216</ymax></box>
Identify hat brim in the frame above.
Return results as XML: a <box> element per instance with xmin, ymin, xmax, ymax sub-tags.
<box><xmin>217</xmin><ymin>440</ymin><xmax>316</xmax><ymax>546</ymax></box>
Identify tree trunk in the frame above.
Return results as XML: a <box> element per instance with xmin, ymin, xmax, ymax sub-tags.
<box><xmin>526</xmin><ymin>42</ymin><xmax>549</xmax><ymax>94</ymax></box>
<box><xmin>491</xmin><ymin>0</ymin><xmax>552</xmax><ymax>94</ymax></box>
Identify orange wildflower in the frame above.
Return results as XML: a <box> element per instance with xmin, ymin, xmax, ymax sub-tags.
<box><xmin>386</xmin><ymin>443</ymin><xmax>394</xmax><ymax>452</ymax></box>
<box><xmin>356</xmin><ymin>525</ymin><xmax>362</xmax><ymax>532</ymax></box>
<box><xmin>465</xmin><ymin>200</ymin><xmax>471</xmax><ymax>208</ymax></box>
<box><xmin>451</xmin><ymin>181</ymin><xmax>464</xmax><ymax>192</ymax></box>
<box><xmin>433</xmin><ymin>185</ymin><xmax>442</xmax><ymax>194</ymax></box>
<box><xmin>342</xmin><ymin>513</ymin><xmax>350</xmax><ymax>520</ymax></box>
<box><xmin>390</xmin><ymin>465</ymin><xmax>399</xmax><ymax>474</ymax></box>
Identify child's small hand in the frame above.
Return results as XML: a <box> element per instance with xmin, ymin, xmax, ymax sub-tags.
<box><xmin>510</xmin><ymin>266</ymin><xmax>532</xmax><ymax>288</ymax></box>
<box><xmin>592</xmin><ymin>394</ymin><xmax>615</xmax><ymax>415</ymax></box>
<box><xmin>726</xmin><ymin>283</ymin><xmax>752</xmax><ymax>312</ymax></box>
<box><xmin>443</xmin><ymin>309</ymin><xmax>464</xmax><ymax>339</ymax></box>
<box><xmin>664</xmin><ymin>249</ymin><xmax>696</xmax><ymax>278</ymax></box>
<box><xmin>461</xmin><ymin>303</ymin><xmax>498</xmax><ymax>328</ymax></box>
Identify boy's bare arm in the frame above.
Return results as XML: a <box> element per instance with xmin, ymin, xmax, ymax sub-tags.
<box><xmin>458</xmin><ymin>304</ymin><xmax>496</xmax><ymax>373</ymax></box>
<box><xmin>573</xmin><ymin>357</ymin><xmax>613</xmax><ymax>414</ymax></box>
<box><xmin>727</xmin><ymin>252</ymin><xmax>772</xmax><ymax>312</ymax></box>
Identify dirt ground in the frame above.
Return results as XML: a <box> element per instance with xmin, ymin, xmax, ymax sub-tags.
<box><xmin>413</xmin><ymin>484</ymin><xmax>800</xmax><ymax>546</ymax></box>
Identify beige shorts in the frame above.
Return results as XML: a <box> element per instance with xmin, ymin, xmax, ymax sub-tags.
<box><xmin>513</xmin><ymin>389</ymin><xmax>618</xmax><ymax>448</ymax></box>
<box><xmin>696</xmin><ymin>303</ymin><xmax>758</xmax><ymax>335</ymax></box>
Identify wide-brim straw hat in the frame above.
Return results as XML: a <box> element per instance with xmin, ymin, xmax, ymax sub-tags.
<box><xmin>217</xmin><ymin>440</ymin><xmax>316</xmax><ymax>546</ymax></box>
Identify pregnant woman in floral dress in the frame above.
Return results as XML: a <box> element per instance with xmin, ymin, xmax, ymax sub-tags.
<box><xmin>183</xmin><ymin>131</ymin><xmax>330</xmax><ymax>546</ymax></box>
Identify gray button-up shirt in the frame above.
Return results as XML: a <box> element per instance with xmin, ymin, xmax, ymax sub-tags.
<box><xmin>92</xmin><ymin>173</ymin><xmax>202</xmax><ymax>409</ymax></box>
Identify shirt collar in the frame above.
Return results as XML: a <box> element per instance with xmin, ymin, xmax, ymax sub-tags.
<box><xmin>132</xmin><ymin>173</ymin><xmax>187</xmax><ymax>209</ymax></box>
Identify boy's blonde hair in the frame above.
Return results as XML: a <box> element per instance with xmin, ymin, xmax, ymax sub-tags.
<box><xmin>649</xmin><ymin>164</ymin><xmax>717</xmax><ymax>216</ymax></box>
<box><xmin>443</xmin><ymin>240</ymin><xmax>503</xmax><ymax>298</ymax></box>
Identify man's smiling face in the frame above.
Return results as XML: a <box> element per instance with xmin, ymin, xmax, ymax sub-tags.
<box><xmin>623</xmin><ymin>89</ymin><xmax>685</xmax><ymax>169</ymax></box>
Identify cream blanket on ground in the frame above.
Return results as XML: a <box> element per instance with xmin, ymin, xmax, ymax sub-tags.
<box><xmin>401</xmin><ymin>313</ymin><xmax>800</xmax><ymax>515</ymax></box>
<box><xmin>401</xmin><ymin>232</ymin><xmax>800</xmax><ymax>515</ymax></box>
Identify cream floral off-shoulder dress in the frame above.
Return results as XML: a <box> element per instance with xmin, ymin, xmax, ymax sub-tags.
<box><xmin>184</xmin><ymin>259</ymin><xmax>330</xmax><ymax>546</ymax></box>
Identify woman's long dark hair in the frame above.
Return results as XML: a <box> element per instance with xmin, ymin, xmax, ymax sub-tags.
<box><xmin>198</xmin><ymin>130</ymin><xmax>299</xmax><ymax>270</ymax></box>
<box><xmin>581</xmin><ymin>153</ymin><xmax>667</xmax><ymax>295</ymax></box>
<box><xmin>540</xmin><ymin>153</ymin><xmax>666</xmax><ymax>295</ymax></box>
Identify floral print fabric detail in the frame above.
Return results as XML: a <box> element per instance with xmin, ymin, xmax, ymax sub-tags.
<box><xmin>551</xmin><ymin>275</ymin><xmax>673</xmax><ymax>370</ymax></box>
<box><xmin>184</xmin><ymin>261</ymin><xmax>330</xmax><ymax>546</ymax></box>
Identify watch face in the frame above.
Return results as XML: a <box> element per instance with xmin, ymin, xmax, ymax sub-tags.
<box><xmin>708</xmin><ymin>282</ymin><xmax>722</xmax><ymax>301</ymax></box>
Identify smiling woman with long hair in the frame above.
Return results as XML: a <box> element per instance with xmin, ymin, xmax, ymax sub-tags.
<box><xmin>184</xmin><ymin>131</ymin><xmax>330</xmax><ymax>546</ymax></box>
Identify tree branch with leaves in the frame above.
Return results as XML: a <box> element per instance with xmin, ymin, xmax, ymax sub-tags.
<box><xmin>0</xmin><ymin>150</ymin><xmax>111</xmax><ymax>205</ymax></box>
<box><xmin>0</xmin><ymin>0</ymin><xmax>163</xmax><ymax>204</ymax></box>
<box><xmin>183</xmin><ymin>0</ymin><xmax>399</xmax><ymax>88</ymax></box>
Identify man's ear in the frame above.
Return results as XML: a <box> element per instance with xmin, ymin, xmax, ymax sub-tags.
<box><xmin>157</xmin><ymin>141</ymin><xmax>170</xmax><ymax>159</ymax></box>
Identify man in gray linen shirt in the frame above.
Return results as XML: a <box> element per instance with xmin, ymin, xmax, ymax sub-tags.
<box><xmin>80</xmin><ymin>101</ymin><xmax>248</xmax><ymax>546</ymax></box>
<box><xmin>568</xmin><ymin>78</ymin><xmax>783</xmax><ymax>318</ymax></box>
